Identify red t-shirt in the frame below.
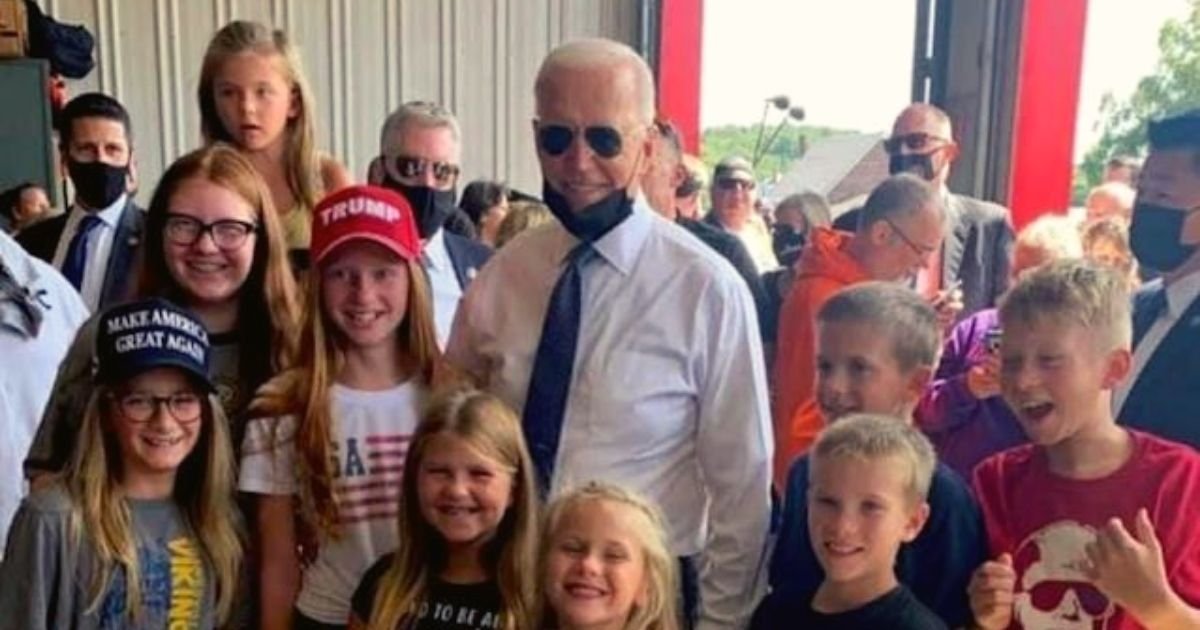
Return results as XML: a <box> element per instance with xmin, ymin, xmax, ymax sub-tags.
<box><xmin>973</xmin><ymin>430</ymin><xmax>1200</xmax><ymax>630</ymax></box>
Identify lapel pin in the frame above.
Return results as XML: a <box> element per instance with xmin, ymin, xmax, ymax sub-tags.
<box><xmin>467</xmin><ymin>267</ymin><xmax>478</xmax><ymax>280</ymax></box>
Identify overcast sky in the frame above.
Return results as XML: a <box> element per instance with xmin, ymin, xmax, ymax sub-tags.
<box><xmin>700</xmin><ymin>0</ymin><xmax>1191</xmax><ymax>162</ymax></box>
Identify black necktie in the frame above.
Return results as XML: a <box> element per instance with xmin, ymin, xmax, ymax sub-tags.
<box><xmin>62</xmin><ymin>214</ymin><xmax>102</xmax><ymax>290</ymax></box>
<box><xmin>522</xmin><ymin>242</ymin><xmax>594</xmax><ymax>495</ymax></box>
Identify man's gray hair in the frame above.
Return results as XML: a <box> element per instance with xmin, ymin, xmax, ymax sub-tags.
<box><xmin>858</xmin><ymin>173</ymin><xmax>941</xmax><ymax>232</ymax></box>
<box><xmin>535</xmin><ymin>38</ymin><xmax>655</xmax><ymax>124</ymax></box>
<box><xmin>378</xmin><ymin>100</ymin><xmax>461</xmax><ymax>152</ymax></box>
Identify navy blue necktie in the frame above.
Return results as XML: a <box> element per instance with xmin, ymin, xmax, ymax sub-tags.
<box><xmin>1133</xmin><ymin>286</ymin><xmax>1168</xmax><ymax>347</ymax></box>
<box><xmin>62</xmin><ymin>214</ymin><xmax>102</xmax><ymax>291</ymax></box>
<box><xmin>523</xmin><ymin>243</ymin><xmax>594</xmax><ymax>495</ymax></box>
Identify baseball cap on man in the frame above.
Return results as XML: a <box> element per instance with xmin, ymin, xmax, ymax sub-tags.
<box><xmin>95</xmin><ymin>298</ymin><xmax>214</xmax><ymax>391</ymax></box>
<box><xmin>311</xmin><ymin>184</ymin><xmax>421</xmax><ymax>265</ymax></box>
<box><xmin>713</xmin><ymin>156</ymin><xmax>755</xmax><ymax>183</ymax></box>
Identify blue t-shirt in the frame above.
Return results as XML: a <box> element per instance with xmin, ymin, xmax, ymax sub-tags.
<box><xmin>767</xmin><ymin>455</ymin><xmax>986</xmax><ymax>628</ymax></box>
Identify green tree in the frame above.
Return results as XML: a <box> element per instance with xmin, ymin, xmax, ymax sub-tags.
<box><xmin>1078</xmin><ymin>0</ymin><xmax>1200</xmax><ymax>196</ymax></box>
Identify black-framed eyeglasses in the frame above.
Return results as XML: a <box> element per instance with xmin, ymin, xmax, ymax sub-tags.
<box><xmin>883</xmin><ymin>132</ymin><xmax>951</xmax><ymax>155</ymax></box>
<box><xmin>164</xmin><ymin>213</ymin><xmax>258</xmax><ymax>250</ymax></box>
<box><xmin>883</xmin><ymin>217</ymin><xmax>938</xmax><ymax>258</ymax></box>
<box><xmin>535</xmin><ymin>122</ymin><xmax>625</xmax><ymax>159</ymax></box>
<box><xmin>388</xmin><ymin>155</ymin><xmax>461</xmax><ymax>187</ymax></box>
<box><xmin>110</xmin><ymin>392</ymin><xmax>203</xmax><ymax>423</ymax></box>
<box><xmin>716</xmin><ymin>178</ymin><xmax>755</xmax><ymax>192</ymax></box>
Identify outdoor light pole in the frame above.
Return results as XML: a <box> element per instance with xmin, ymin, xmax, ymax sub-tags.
<box><xmin>755</xmin><ymin>105</ymin><xmax>806</xmax><ymax>168</ymax></box>
<box><xmin>752</xmin><ymin>95</ymin><xmax>791</xmax><ymax>166</ymax></box>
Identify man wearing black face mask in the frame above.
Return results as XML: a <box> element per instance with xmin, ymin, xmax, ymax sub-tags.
<box><xmin>1115</xmin><ymin>110</ymin><xmax>1200</xmax><ymax>448</ymax></box>
<box><xmin>367</xmin><ymin>101</ymin><xmax>490</xmax><ymax>349</ymax></box>
<box><xmin>446</xmin><ymin>39</ymin><xmax>771</xmax><ymax>629</ymax></box>
<box><xmin>18</xmin><ymin>93</ymin><xmax>143</xmax><ymax>311</ymax></box>
<box><xmin>833</xmin><ymin>104</ymin><xmax>1013</xmax><ymax>323</ymax></box>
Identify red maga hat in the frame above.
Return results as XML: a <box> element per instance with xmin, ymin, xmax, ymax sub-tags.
<box><xmin>310</xmin><ymin>185</ymin><xmax>422</xmax><ymax>265</ymax></box>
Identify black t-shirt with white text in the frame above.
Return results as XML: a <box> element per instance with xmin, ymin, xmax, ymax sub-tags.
<box><xmin>352</xmin><ymin>553</ymin><xmax>504</xmax><ymax>629</ymax></box>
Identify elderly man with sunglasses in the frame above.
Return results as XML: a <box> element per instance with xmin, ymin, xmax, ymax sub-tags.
<box><xmin>834</xmin><ymin>103</ymin><xmax>1014</xmax><ymax>323</ymax></box>
<box><xmin>446</xmin><ymin>39</ymin><xmax>771</xmax><ymax>629</ymax></box>
<box><xmin>772</xmin><ymin>173</ymin><xmax>945</xmax><ymax>487</ymax></box>
<box><xmin>705</xmin><ymin>156</ymin><xmax>780</xmax><ymax>274</ymax></box>
<box><xmin>368</xmin><ymin>101</ymin><xmax>491</xmax><ymax>348</ymax></box>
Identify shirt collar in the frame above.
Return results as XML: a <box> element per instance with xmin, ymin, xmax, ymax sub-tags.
<box><xmin>72</xmin><ymin>193</ymin><xmax>128</xmax><ymax>228</ymax></box>
<box><xmin>422</xmin><ymin>228</ymin><xmax>449</xmax><ymax>270</ymax></box>
<box><xmin>586</xmin><ymin>197</ymin><xmax>652</xmax><ymax>276</ymax></box>
<box><xmin>1165</xmin><ymin>270</ymin><xmax>1200</xmax><ymax>318</ymax></box>
<box><xmin>0</xmin><ymin>231</ymin><xmax>38</xmax><ymax>288</ymax></box>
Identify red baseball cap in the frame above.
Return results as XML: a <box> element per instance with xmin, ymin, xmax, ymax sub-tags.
<box><xmin>311</xmin><ymin>185</ymin><xmax>422</xmax><ymax>265</ymax></box>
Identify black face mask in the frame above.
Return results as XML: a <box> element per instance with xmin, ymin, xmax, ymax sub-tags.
<box><xmin>541</xmin><ymin>181</ymin><xmax>633</xmax><ymax>242</ymax></box>
<box><xmin>67</xmin><ymin>159</ymin><xmax>128</xmax><ymax>209</ymax></box>
<box><xmin>1131</xmin><ymin>202</ymin><xmax>1199</xmax><ymax>272</ymax></box>
<box><xmin>888</xmin><ymin>152</ymin><xmax>936</xmax><ymax>181</ymax></box>
<box><xmin>382</xmin><ymin>177</ymin><xmax>457</xmax><ymax>240</ymax></box>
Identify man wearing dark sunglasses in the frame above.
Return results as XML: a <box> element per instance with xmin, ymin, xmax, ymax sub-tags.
<box><xmin>834</xmin><ymin>104</ymin><xmax>1013</xmax><ymax>324</ymax></box>
<box><xmin>705</xmin><ymin>156</ymin><xmax>780</xmax><ymax>274</ymax></box>
<box><xmin>368</xmin><ymin>101</ymin><xmax>491</xmax><ymax>349</ymax></box>
<box><xmin>446</xmin><ymin>38</ymin><xmax>771</xmax><ymax>630</ymax></box>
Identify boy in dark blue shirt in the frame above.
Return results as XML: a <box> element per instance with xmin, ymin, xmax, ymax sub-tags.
<box><xmin>764</xmin><ymin>282</ymin><xmax>987</xmax><ymax>627</ymax></box>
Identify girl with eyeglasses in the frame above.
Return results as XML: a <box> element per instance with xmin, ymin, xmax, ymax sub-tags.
<box><xmin>199</xmin><ymin>20</ymin><xmax>353</xmax><ymax>263</ymax></box>
<box><xmin>239</xmin><ymin>186</ymin><xmax>445</xmax><ymax>629</ymax></box>
<box><xmin>25</xmin><ymin>144</ymin><xmax>301</xmax><ymax>482</ymax></box>
<box><xmin>0</xmin><ymin>299</ymin><xmax>242</xmax><ymax>629</ymax></box>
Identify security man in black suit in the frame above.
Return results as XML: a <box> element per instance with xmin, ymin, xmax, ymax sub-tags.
<box><xmin>368</xmin><ymin>101</ymin><xmax>491</xmax><ymax>348</ymax></box>
<box><xmin>18</xmin><ymin>93</ymin><xmax>144</xmax><ymax>311</ymax></box>
<box><xmin>833</xmin><ymin>103</ymin><xmax>1013</xmax><ymax>324</ymax></box>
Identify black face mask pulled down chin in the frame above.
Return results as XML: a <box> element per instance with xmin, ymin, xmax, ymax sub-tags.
<box><xmin>541</xmin><ymin>182</ymin><xmax>634</xmax><ymax>243</ymax></box>
<box><xmin>382</xmin><ymin>177</ymin><xmax>457</xmax><ymax>240</ymax></box>
<box><xmin>888</xmin><ymin>152</ymin><xmax>936</xmax><ymax>181</ymax></box>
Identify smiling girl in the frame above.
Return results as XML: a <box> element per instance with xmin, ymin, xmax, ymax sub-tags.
<box><xmin>541</xmin><ymin>483</ymin><xmax>680</xmax><ymax>630</ymax></box>
<box><xmin>25</xmin><ymin>144</ymin><xmax>300</xmax><ymax>480</ymax></box>
<box><xmin>0</xmin><ymin>299</ymin><xmax>241</xmax><ymax>628</ymax></box>
<box><xmin>349</xmin><ymin>388</ymin><xmax>539</xmax><ymax>630</ymax></box>
<box><xmin>240</xmin><ymin>186</ymin><xmax>440</xmax><ymax>629</ymax></box>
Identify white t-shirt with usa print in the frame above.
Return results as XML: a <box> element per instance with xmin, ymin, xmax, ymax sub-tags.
<box><xmin>239</xmin><ymin>381</ymin><xmax>426</xmax><ymax>624</ymax></box>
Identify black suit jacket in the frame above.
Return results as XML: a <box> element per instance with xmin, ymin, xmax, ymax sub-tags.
<box><xmin>442</xmin><ymin>231</ymin><xmax>491</xmax><ymax>289</ymax></box>
<box><xmin>1119</xmin><ymin>280</ymin><xmax>1200</xmax><ymax>448</ymax></box>
<box><xmin>17</xmin><ymin>200</ymin><xmax>145</xmax><ymax>309</ymax></box>
<box><xmin>832</xmin><ymin>193</ymin><xmax>1013</xmax><ymax>317</ymax></box>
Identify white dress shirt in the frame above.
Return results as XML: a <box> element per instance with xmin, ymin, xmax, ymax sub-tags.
<box><xmin>422</xmin><ymin>228</ymin><xmax>463</xmax><ymax>350</ymax></box>
<box><xmin>447</xmin><ymin>200</ymin><xmax>773</xmax><ymax>629</ymax></box>
<box><xmin>0</xmin><ymin>231</ymin><xmax>89</xmax><ymax>556</ymax></box>
<box><xmin>1114</xmin><ymin>271</ymin><xmax>1200</xmax><ymax>415</ymax></box>
<box><xmin>51</xmin><ymin>195</ymin><xmax>128</xmax><ymax>311</ymax></box>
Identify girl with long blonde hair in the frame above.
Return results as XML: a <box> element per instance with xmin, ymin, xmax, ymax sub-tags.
<box><xmin>348</xmin><ymin>388</ymin><xmax>540</xmax><ymax>630</ymax></box>
<box><xmin>240</xmin><ymin>185</ymin><xmax>441</xmax><ymax>629</ymax></box>
<box><xmin>199</xmin><ymin>20</ymin><xmax>352</xmax><ymax>259</ymax></box>
<box><xmin>25</xmin><ymin>143</ymin><xmax>301</xmax><ymax>481</ymax></box>
<box><xmin>0</xmin><ymin>299</ymin><xmax>241</xmax><ymax>628</ymax></box>
<box><xmin>541</xmin><ymin>482</ymin><xmax>680</xmax><ymax>630</ymax></box>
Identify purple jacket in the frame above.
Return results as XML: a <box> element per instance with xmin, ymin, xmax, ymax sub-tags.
<box><xmin>916</xmin><ymin>308</ymin><xmax>1027</xmax><ymax>479</ymax></box>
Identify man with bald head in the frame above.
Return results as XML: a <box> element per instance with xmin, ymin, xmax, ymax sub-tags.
<box><xmin>835</xmin><ymin>103</ymin><xmax>1013</xmax><ymax>320</ymax></box>
<box><xmin>1085</xmin><ymin>180</ymin><xmax>1136</xmax><ymax>223</ymax></box>
<box><xmin>446</xmin><ymin>39</ymin><xmax>772</xmax><ymax>628</ymax></box>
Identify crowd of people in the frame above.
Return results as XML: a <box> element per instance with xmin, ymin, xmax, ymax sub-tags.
<box><xmin>0</xmin><ymin>17</ymin><xmax>1198</xmax><ymax>630</ymax></box>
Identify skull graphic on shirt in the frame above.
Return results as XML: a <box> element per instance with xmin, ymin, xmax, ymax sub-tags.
<box><xmin>1013</xmin><ymin>521</ymin><xmax>1115</xmax><ymax>630</ymax></box>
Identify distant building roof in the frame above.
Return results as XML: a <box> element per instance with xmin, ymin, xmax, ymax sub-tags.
<box><xmin>770</xmin><ymin>133</ymin><xmax>889</xmax><ymax>205</ymax></box>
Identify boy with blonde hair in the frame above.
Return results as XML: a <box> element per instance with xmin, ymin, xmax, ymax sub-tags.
<box><xmin>766</xmin><ymin>282</ymin><xmax>986</xmax><ymax>627</ymax></box>
<box><xmin>754</xmin><ymin>414</ymin><xmax>947</xmax><ymax>628</ymax></box>
<box><xmin>969</xmin><ymin>260</ymin><xmax>1200</xmax><ymax>629</ymax></box>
